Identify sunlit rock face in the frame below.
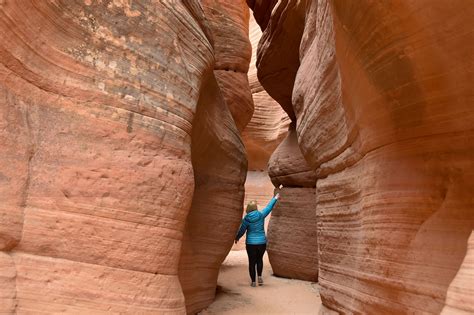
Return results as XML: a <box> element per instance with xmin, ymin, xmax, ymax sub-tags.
<box><xmin>0</xmin><ymin>1</ymin><xmax>249</xmax><ymax>313</ymax></box>
<box><xmin>252</xmin><ymin>0</ymin><xmax>474</xmax><ymax>313</ymax></box>
<box><xmin>177</xmin><ymin>1</ymin><xmax>252</xmax><ymax>314</ymax></box>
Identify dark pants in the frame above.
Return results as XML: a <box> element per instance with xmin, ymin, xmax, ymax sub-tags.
<box><xmin>246</xmin><ymin>244</ymin><xmax>266</xmax><ymax>282</ymax></box>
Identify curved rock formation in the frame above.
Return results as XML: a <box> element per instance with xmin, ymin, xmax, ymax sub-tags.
<box><xmin>268</xmin><ymin>127</ymin><xmax>317</xmax><ymax>188</ymax></box>
<box><xmin>238</xmin><ymin>14</ymin><xmax>289</xmax><ymax>255</ymax></box>
<box><xmin>178</xmin><ymin>1</ymin><xmax>252</xmax><ymax>314</ymax></box>
<box><xmin>267</xmin><ymin>127</ymin><xmax>318</xmax><ymax>281</ymax></box>
<box><xmin>201</xmin><ymin>0</ymin><xmax>253</xmax><ymax>132</ymax></box>
<box><xmin>0</xmin><ymin>1</ymin><xmax>249</xmax><ymax>313</ymax></box>
<box><xmin>267</xmin><ymin>187</ymin><xmax>318</xmax><ymax>282</ymax></box>
<box><xmin>253</xmin><ymin>0</ymin><xmax>474</xmax><ymax>313</ymax></box>
<box><xmin>178</xmin><ymin>73</ymin><xmax>247</xmax><ymax>314</ymax></box>
<box><xmin>242</xmin><ymin>14</ymin><xmax>289</xmax><ymax>171</ymax></box>
<box><xmin>253</xmin><ymin>0</ymin><xmax>307</xmax><ymax>121</ymax></box>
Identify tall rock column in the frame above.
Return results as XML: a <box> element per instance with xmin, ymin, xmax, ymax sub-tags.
<box><xmin>267</xmin><ymin>127</ymin><xmax>318</xmax><ymax>282</ymax></box>
<box><xmin>252</xmin><ymin>0</ymin><xmax>474</xmax><ymax>313</ymax></box>
<box><xmin>0</xmin><ymin>1</ymin><xmax>223</xmax><ymax>313</ymax></box>
<box><xmin>178</xmin><ymin>1</ymin><xmax>252</xmax><ymax>314</ymax></box>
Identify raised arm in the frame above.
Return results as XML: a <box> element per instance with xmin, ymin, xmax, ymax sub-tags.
<box><xmin>235</xmin><ymin>219</ymin><xmax>249</xmax><ymax>242</ymax></box>
<box><xmin>260</xmin><ymin>192</ymin><xmax>280</xmax><ymax>218</ymax></box>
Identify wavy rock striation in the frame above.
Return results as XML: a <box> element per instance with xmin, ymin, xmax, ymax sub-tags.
<box><xmin>0</xmin><ymin>1</ymin><xmax>249</xmax><ymax>314</ymax></box>
<box><xmin>242</xmin><ymin>14</ymin><xmax>289</xmax><ymax>171</ymax></box>
<box><xmin>267</xmin><ymin>127</ymin><xmax>318</xmax><ymax>281</ymax></box>
<box><xmin>178</xmin><ymin>1</ymin><xmax>252</xmax><ymax>314</ymax></box>
<box><xmin>178</xmin><ymin>73</ymin><xmax>247</xmax><ymax>314</ymax></box>
<box><xmin>238</xmin><ymin>13</ymin><xmax>289</xmax><ymax>255</ymax></box>
<box><xmin>253</xmin><ymin>0</ymin><xmax>474</xmax><ymax>313</ymax></box>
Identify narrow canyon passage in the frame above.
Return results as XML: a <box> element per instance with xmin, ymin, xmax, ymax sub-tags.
<box><xmin>200</xmin><ymin>250</ymin><xmax>321</xmax><ymax>314</ymax></box>
<box><xmin>0</xmin><ymin>1</ymin><xmax>473</xmax><ymax>315</ymax></box>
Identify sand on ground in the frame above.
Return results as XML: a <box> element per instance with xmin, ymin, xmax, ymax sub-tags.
<box><xmin>199</xmin><ymin>250</ymin><xmax>321</xmax><ymax>315</ymax></box>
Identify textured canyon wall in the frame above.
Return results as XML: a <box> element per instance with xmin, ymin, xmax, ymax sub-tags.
<box><xmin>236</xmin><ymin>13</ymin><xmax>289</xmax><ymax>254</ymax></box>
<box><xmin>242</xmin><ymin>14</ymin><xmax>289</xmax><ymax>171</ymax></box>
<box><xmin>252</xmin><ymin>0</ymin><xmax>474</xmax><ymax>313</ymax></box>
<box><xmin>177</xmin><ymin>1</ymin><xmax>251</xmax><ymax>314</ymax></box>
<box><xmin>267</xmin><ymin>128</ymin><xmax>318</xmax><ymax>281</ymax></box>
<box><xmin>238</xmin><ymin>15</ymin><xmax>289</xmax><ymax>252</ymax></box>
<box><xmin>0</xmin><ymin>1</ymin><xmax>247</xmax><ymax>313</ymax></box>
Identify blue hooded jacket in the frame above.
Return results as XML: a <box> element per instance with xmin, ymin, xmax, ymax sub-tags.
<box><xmin>235</xmin><ymin>197</ymin><xmax>278</xmax><ymax>245</ymax></box>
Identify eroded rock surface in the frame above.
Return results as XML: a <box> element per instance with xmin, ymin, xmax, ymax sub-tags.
<box><xmin>178</xmin><ymin>73</ymin><xmax>247</xmax><ymax>314</ymax></box>
<box><xmin>267</xmin><ymin>187</ymin><xmax>318</xmax><ymax>282</ymax></box>
<box><xmin>267</xmin><ymin>127</ymin><xmax>318</xmax><ymax>281</ymax></box>
<box><xmin>253</xmin><ymin>0</ymin><xmax>474</xmax><ymax>313</ymax></box>
<box><xmin>201</xmin><ymin>0</ymin><xmax>253</xmax><ymax>132</ymax></box>
<box><xmin>242</xmin><ymin>14</ymin><xmax>289</xmax><ymax>171</ymax></box>
<box><xmin>0</xmin><ymin>1</ymin><xmax>248</xmax><ymax>313</ymax></box>
<box><xmin>268</xmin><ymin>127</ymin><xmax>317</xmax><ymax>188</ymax></box>
<box><xmin>178</xmin><ymin>1</ymin><xmax>252</xmax><ymax>314</ymax></box>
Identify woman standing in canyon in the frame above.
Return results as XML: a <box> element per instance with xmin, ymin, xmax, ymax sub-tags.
<box><xmin>235</xmin><ymin>191</ymin><xmax>280</xmax><ymax>287</ymax></box>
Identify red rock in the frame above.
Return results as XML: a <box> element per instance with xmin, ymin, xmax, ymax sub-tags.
<box><xmin>178</xmin><ymin>1</ymin><xmax>252</xmax><ymax>314</ymax></box>
<box><xmin>200</xmin><ymin>0</ymin><xmax>254</xmax><ymax>132</ymax></box>
<box><xmin>214</xmin><ymin>70</ymin><xmax>253</xmax><ymax>132</ymax></box>
<box><xmin>244</xmin><ymin>171</ymin><xmax>276</xmax><ymax>208</ymax></box>
<box><xmin>267</xmin><ymin>187</ymin><xmax>318</xmax><ymax>282</ymax></box>
<box><xmin>442</xmin><ymin>231</ymin><xmax>474</xmax><ymax>314</ymax></box>
<box><xmin>266</xmin><ymin>127</ymin><xmax>318</xmax><ymax>281</ymax></box>
<box><xmin>255</xmin><ymin>0</ymin><xmax>308</xmax><ymax>121</ymax></box>
<box><xmin>0</xmin><ymin>1</ymin><xmax>248</xmax><ymax>313</ymax></box>
<box><xmin>246</xmin><ymin>0</ymin><xmax>279</xmax><ymax>30</ymax></box>
<box><xmin>268</xmin><ymin>127</ymin><xmax>317</xmax><ymax>188</ymax></box>
<box><xmin>178</xmin><ymin>73</ymin><xmax>247</xmax><ymax>314</ymax></box>
<box><xmin>242</xmin><ymin>14</ymin><xmax>290</xmax><ymax>171</ymax></box>
<box><xmin>253</xmin><ymin>0</ymin><xmax>474</xmax><ymax>313</ymax></box>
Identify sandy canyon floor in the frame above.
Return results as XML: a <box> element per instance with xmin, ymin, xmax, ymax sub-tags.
<box><xmin>200</xmin><ymin>250</ymin><xmax>321</xmax><ymax>314</ymax></box>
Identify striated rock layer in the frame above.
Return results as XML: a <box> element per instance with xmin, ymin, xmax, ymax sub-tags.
<box><xmin>267</xmin><ymin>187</ymin><xmax>318</xmax><ymax>282</ymax></box>
<box><xmin>0</xmin><ymin>1</ymin><xmax>248</xmax><ymax>313</ymax></box>
<box><xmin>242</xmin><ymin>14</ymin><xmax>289</xmax><ymax>171</ymax></box>
<box><xmin>178</xmin><ymin>73</ymin><xmax>247</xmax><ymax>314</ymax></box>
<box><xmin>178</xmin><ymin>1</ymin><xmax>252</xmax><ymax>314</ymax></box>
<box><xmin>268</xmin><ymin>127</ymin><xmax>317</xmax><ymax>188</ymax></box>
<box><xmin>201</xmin><ymin>0</ymin><xmax>253</xmax><ymax>132</ymax></box>
<box><xmin>267</xmin><ymin>127</ymin><xmax>318</xmax><ymax>281</ymax></box>
<box><xmin>253</xmin><ymin>0</ymin><xmax>474</xmax><ymax>313</ymax></box>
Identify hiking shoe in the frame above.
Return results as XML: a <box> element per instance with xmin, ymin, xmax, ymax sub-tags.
<box><xmin>258</xmin><ymin>276</ymin><xmax>264</xmax><ymax>285</ymax></box>
<box><xmin>251</xmin><ymin>282</ymin><xmax>256</xmax><ymax>287</ymax></box>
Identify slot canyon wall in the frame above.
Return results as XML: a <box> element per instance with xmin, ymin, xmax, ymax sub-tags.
<box><xmin>250</xmin><ymin>0</ymin><xmax>474</xmax><ymax>313</ymax></box>
<box><xmin>0</xmin><ymin>1</ymin><xmax>250</xmax><ymax>314</ymax></box>
<box><xmin>241</xmin><ymin>14</ymin><xmax>289</xmax><ymax>225</ymax></box>
<box><xmin>267</xmin><ymin>127</ymin><xmax>318</xmax><ymax>281</ymax></box>
<box><xmin>178</xmin><ymin>1</ymin><xmax>252</xmax><ymax>313</ymax></box>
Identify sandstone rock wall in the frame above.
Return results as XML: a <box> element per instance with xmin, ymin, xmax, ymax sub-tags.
<box><xmin>238</xmin><ymin>13</ymin><xmax>289</xmax><ymax>255</ymax></box>
<box><xmin>267</xmin><ymin>127</ymin><xmax>318</xmax><ymax>282</ymax></box>
<box><xmin>178</xmin><ymin>73</ymin><xmax>247</xmax><ymax>314</ymax></box>
<box><xmin>177</xmin><ymin>1</ymin><xmax>252</xmax><ymax>314</ymax></box>
<box><xmin>200</xmin><ymin>0</ymin><xmax>253</xmax><ymax>132</ymax></box>
<box><xmin>242</xmin><ymin>14</ymin><xmax>289</xmax><ymax>171</ymax></box>
<box><xmin>253</xmin><ymin>0</ymin><xmax>474</xmax><ymax>313</ymax></box>
<box><xmin>0</xmin><ymin>1</ymin><xmax>249</xmax><ymax>313</ymax></box>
